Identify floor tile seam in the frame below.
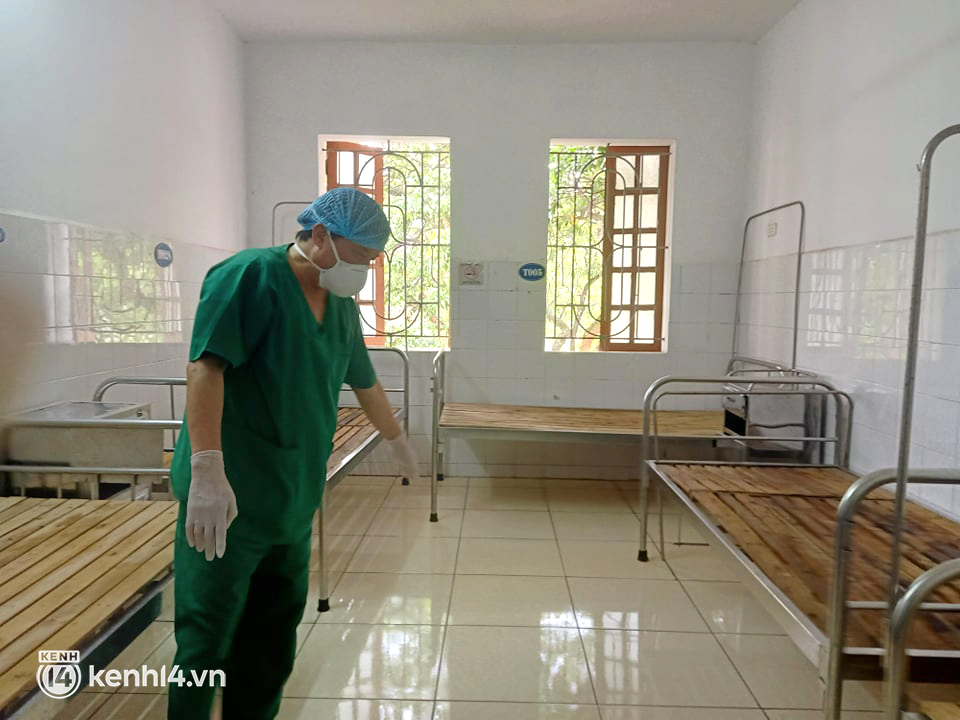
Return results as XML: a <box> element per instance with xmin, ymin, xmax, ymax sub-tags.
<box><xmin>428</xmin><ymin>473</ymin><xmax>470</xmax><ymax>704</ymax></box>
<box><xmin>546</xmin><ymin>500</ymin><xmax>602</xmax><ymax>708</ymax></box>
<box><xmin>322</xmin><ymin>481</ymin><xmax>398</xmax><ymax>609</ymax></box>
<box><xmin>675</xmin><ymin>571</ymin><xmax>767</xmax><ymax>711</ymax></box>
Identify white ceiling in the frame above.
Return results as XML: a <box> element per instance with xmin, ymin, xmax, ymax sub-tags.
<box><xmin>210</xmin><ymin>0</ymin><xmax>801</xmax><ymax>43</ymax></box>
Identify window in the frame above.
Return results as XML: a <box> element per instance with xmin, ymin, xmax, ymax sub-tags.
<box><xmin>323</xmin><ymin>138</ymin><xmax>451</xmax><ymax>350</ymax></box>
<box><xmin>67</xmin><ymin>228</ymin><xmax>182</xmax><ymax>344</ymax></box>
<box><xmin>546</xmin><ymin>144</ymin><xmax>671</xmax><ymax>352</ymax></box>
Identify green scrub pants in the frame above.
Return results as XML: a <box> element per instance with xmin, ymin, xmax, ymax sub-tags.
<box><xmin>168</xmin><ymin>505</ymin><xmax>311</xmax><ymax>719</ymax></box>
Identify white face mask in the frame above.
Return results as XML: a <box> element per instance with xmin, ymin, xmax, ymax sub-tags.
<box><xmin>292</xmin><ymin>237</ymin><xmax>370</xmax><ymax>298</ymax></box>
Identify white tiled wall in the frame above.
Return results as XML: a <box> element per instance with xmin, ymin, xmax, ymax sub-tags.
<box><xmin>0</xmin><ymin>211</ymin><xmax>231</xmax><ymax>421</ymax></box>
<box><xmin>739</xmin><ymin>228</ymin><xmax>960</xmax><ymax>521</ymax></box>
<box><xmin>356</xmin><ymin>259</ymin><xmax>740</xmax><ymax>481</ymax></box>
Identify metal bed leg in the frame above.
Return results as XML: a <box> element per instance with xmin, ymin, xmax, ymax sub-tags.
<box><xmin>437</xmin><ymin>443</ymin><xmax>445</xmax><ymax>483</ymax></box>
<box><xmin>638</xmin><ymin>463</ymin><xmax>651</xmax><ymax>562</ymax></box>
<box><xmin>429</xmin><ymin>350</ymin><xmax>443</xmax><ymax>523</ymax></box>
<box><xmin>656</xmin><ymin>482</ymin><xmax>666</xmax><ymax>559</ymax></box>
<box><xmin>429</xmin><ymin>434</ymin><xmax>439</xmax><ymax>524</ymax></box>
<box><xmin>823</xmin><ymin>520</ymin><xmax>853</xmax><ymax>720</ymax></box>
<box><xmin>316</xmin><ymin>505</ymin><xmax>330</xmax><ymax>613</ymax></box>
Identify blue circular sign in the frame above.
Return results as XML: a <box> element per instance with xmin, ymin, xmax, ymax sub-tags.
<box><xmin>153</xmin><ymin>242</ymin><xmax>173</xmax><ymax>268</ymax></box>
<box><xmin>0</xmin><ymin>227</ymin><xmax>6</xmax><ymax>244</ymax></box>
<box><xmin>519</xmin><ymin>262</ymin><xmax>545</xmax><ymax>281</ymax></box>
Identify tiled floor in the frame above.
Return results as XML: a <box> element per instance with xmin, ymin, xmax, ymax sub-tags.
<box><xmin>52</xmin><ymin>475</ymin><xmax>887</xmax><ymax>720</ymax></box>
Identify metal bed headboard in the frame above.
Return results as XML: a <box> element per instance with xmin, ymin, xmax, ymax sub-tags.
<box><xmin>733</xmin><ymin>201</ymin><xmax>806</xmax><ymax>369</ymax></box>
<box><xmin>271</xmin><ymin>201</ymin><xmax>314</xmax><ymax>247</ymax></box>
<box><xmin>637</xmin><ymin>374</ymin><xmax>854</xmax><ymax>562</ymax></box>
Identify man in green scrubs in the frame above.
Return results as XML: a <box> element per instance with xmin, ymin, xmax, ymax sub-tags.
<box><xmin>168</xmin><ymin>188</ymin><xmax>419</xmax><ymax>719</ymax></box>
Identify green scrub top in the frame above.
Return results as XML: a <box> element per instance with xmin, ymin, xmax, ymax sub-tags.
<box><xmin>171</xmin><ymin>245</ymin><xmax>378</xmax><ymax>543</ymax></box>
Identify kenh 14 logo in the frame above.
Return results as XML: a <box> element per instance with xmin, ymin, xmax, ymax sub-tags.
<box><xmin>37</xmin><ymin>651</ymin><xmax>81</xmax><ymax>699</ymax></box>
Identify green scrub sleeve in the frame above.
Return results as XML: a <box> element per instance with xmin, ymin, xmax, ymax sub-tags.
<box><xmin>189</xmin><ymin>257</ymin><xmax>275</xmax><ymax>369</ymax></box>
<box><xmin>343</xmin><ymin>304</ymin><xmax>378</xmax><ymax>389</ymax></box>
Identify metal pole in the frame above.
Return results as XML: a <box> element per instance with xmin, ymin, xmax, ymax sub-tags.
<box><xmin>885</xmin><ymin>557</ymin><xmax>960</xmax><ymax>720</ymax></box>
<box><xmin>887</xmin><ymin>125</ymin><xmax>960</xmax><ymax>612</ymax></box>
<box><xmin>429</xmin><ymin>349</ymin><xmax>444</xmax><ymax>522</ymax></box>
<box><xmin>92</xmin><ymin>376</ymin><xmax>186</xmax><ymax>401</ymax></box>
<box><xmin>374</xmin><ymin>347</ymin><xmax>411</xmax><ymax>485</ymax></box>
<box><xmin>169</xmin><ymin>384</ymin><xmax>178</xmax><ymax>447</ymax></box>
<box><xmin>638</xmin><ymin>401</ymin><xmax>652</xmax><ymax>561</ymax></box>
<box><xmin>316</xmin><ymin>500</ymin><xmax>330</xmax><ymax>612</ymax></box>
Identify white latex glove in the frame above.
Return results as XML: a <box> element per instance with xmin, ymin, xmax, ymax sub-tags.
<box><xmin>187</xmin><ymin>451</ymin><xmax>239</xmax><ymax>561</ymax></box>
<box><xmin>387</xmin><ymin>435</ymin><xmax>419</xmax><ymax>483</ymax></box>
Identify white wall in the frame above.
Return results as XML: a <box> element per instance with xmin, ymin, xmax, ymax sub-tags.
<box><xmin>246</xmin><ymin>41</ymin><xmax>755</xmax><ymax>478</ymax></box>
<box><xmin>746</xmin><ymin>0</ymin><xmax>960</xmax><ymax>518</ymax></box>
<box><xmin>0</xmin><ymin>0</ymin><xmax>245</xmax><ymax>415</ymax></box>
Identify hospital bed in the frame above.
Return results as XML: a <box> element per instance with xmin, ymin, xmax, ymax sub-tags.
<box><xmin>85</xmin><ymin>347</ymin><xmax>411</xmax><ymax>613</ymax></box>
<box><xmin>640</xmin><ymin>126</ymin><xmax>960</xmax><ymax>719</ymax></box>
<box><xmin>0</xmin><ymin>348</ymin><xmax>410</xmax><ymax>716</ymax></box>
<box><xmin>428</xmin><ymin>347</ymin><xmax>738</xmax><ymax>521</ymax></box>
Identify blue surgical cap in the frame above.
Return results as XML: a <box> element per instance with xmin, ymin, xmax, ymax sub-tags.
<box><xmin>297</xmin><ymin>187</ymin><xmax>391</xmax><ymax>252</ymax></box>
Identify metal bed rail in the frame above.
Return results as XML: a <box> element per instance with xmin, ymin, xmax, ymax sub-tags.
<box><xmin>93</xmin><ymin>376</ymin><xmax>186</xmax><ymax>450</ymax></box>
<box><xmin>825</xmin><ymin>467</ymin><xmax>960</xmax><ymax>720</ymax></box>
<box><xmin>638</xmin><ymin>375</ymin><xmax>854</xmax><ymax>562</ymax></box>
<box><xmin>725</xmin><ymin>355</ymin><xmax>819</xmax><ymax>385</ymax></box>
<box><xmin>646</xmin><ymin>458</ymin><xmax>836</xmax><ymax>667</ymax></box>
<box><xmin>89</xmin><ymin>346</ymin><xmax>411</xmax><ymax>465</ymax></box>
<box><xmin>0</xmin><ymin>461</ymin><xmax>174</xmax><ymax>500</ymax></box>
<box><xmin>0</xmin><ymin>416</ymin><xmax>181</xmax><ymax>500</ymax></box>
<box><xmin>886</xmin><ymin>557</ymin><xmax>960</xmax><ymax>720</ymax></box>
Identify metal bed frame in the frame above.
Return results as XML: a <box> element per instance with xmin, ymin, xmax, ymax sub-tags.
<box><xmin>1</xmin><ymin>348</ymin><xmax>410</xmax><ymax>633</ymax></box>
<box><xmin>84</xmin><ymin>347</ymin><xmax>410</xmax><ymax>613</ymax></box>
<box><xmin>426</xmin><ymin>200</ymin><xmax>809</xmax><ymax>522</ymax></box>
<box><xmin>639</xmin><ymin>125</ymin><xmax>960</xmax><ymax>718</ymax></box>
<box><xmin>429</xmin><ymin>348</ymin><xmax>738</xmax><ymax>523</ymax></box>
<box><xmin>638</xmin><ymin>374</ymin><xmax>854</xmax><ymax>562</ymax></box>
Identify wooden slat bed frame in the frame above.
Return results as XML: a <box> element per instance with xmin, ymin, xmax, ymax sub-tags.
<box><xmin>328</xmin><ymin>407</ymin><xmax>380</xmax><ymax>475</ymax></box>
<box><xmin>656</xmin><ymin>463</ymin><xmax>960</xmax><ymax>654</ymax></box>
<box><xmin>440</xmin><ymin>402</ymin><xmax>724</xmax><ymax>437</ymax></box>
<box><xmin>0</xmin><ymin>497</ymin><xmax>177</xmax><ymax>715</ymax></box>
<box><xmin>923</xmin><ymin>701</ymin><xmax>960</xmax><ymax>720</ymax></box>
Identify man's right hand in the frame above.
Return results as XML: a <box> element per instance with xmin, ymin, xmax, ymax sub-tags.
<box><xmin>186</xmin><ymin>450</ymin><xmax>239</xmax><ymax>561</ymax></box>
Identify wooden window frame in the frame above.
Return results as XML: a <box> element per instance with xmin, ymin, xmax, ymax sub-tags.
<box><xmin>325</xmin><ymin>141</ymin><xmax>387</xmax><ymax>347</ymax></box>
<box><xmin>600</xmin><ymin>145</ymin><xmax>669</xmax><ymax>352</ymax></box>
